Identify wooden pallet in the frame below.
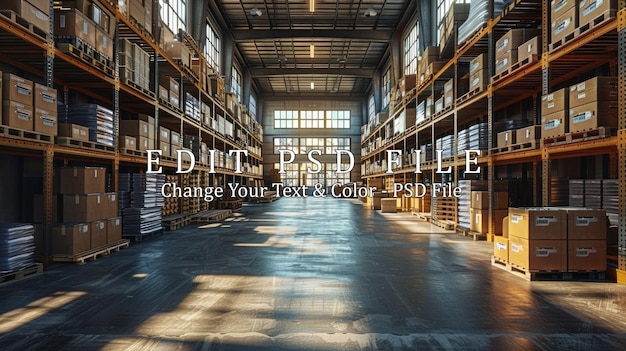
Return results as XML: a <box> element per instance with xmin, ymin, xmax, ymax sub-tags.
<box><xmin>433</xmin><ymin>105</ymin><xmax>454</xmax><ymax>119</ymax></box>
<box><xmin>128</xmin><ymin>16</ymin><xmax>155</xmax><ymax>43</ymax></box>
<box><xmin>0</xmin><ymin>10</ymin><xmax>50</xmax><ymax>40</ymax></box>
<box><xmin>120</xmin><ymin>148</ymin><xmax>146</xmax><ymax>157</ymax></box>
<box><xmin>510</xmin><ymin>140</ymin><xmax>539</xmax><ymax>152</ymax></box>
<box><xmin>411</xmin><ymin>211</ymin><xmax>431</xmax><ymax>221</ymax></box>
<box><xmin>456</xmin><ymin>86</ymin><xmax>484</xmax><ymax>105</ymax></box>
<box><xmin>0</xmin><ymin>263</ymin><xmax>43</xmax><ymax>284</ymax></box>
<box><xmin>457</xmin><ymin>24</ymin><xmax>488</xmax><ymax>53</ymax></box>
<box><xmin>541</xmin><ymin>127</ymin><xmax>613</xmax><ymax>147</ymax></box>
<box><xmin>56</xmin><ymin>42</ymin><xmax>114</xmax><ymax>77</ymax></box>
<box><xmin>162</xmin><ymin>214</ymin><xmax>191</xmax><ymax>231</ymax></box>
<box><xmin>430</xmin><ymin>218</ymin><xmax>455</xmax><ymax>230</ymax></box>
<box><xmin>0</xmin><ymin>125</ymin><xmax>53</xmax><ymax>143</ymax></box>
<box><xmin>52</xmin><ymin>240</ymin><xmax>130</xmax><ymax>264</ymax></box>
<box><xmin>457</xmin><ymin>227</ymin><xmax>487</xmax><ymax>241</ymax></box>
<box><xmin>190</xmin><ymin>209</ymin><xmax>233</xmax><ymax>223</ymax></box>
<box><xmin>491</xmin><ymin>55</ymin><xmax>538</xmax><ymax>83</ymax></box>
<box><xmin>56</xmin><ymin>137</ymin><xmax>115</xmax><ymax>153</ymax></box>
<box><xmin>122</xmin><ymin>78</ymin><xmax>156</xmax><ymax>99</ymax></box>
<box><xmin>491</xmin><ymin>256</ymin><xmax>508</xmax><ymax>268</ymax></box>
<box><xmin>159</xmin><ymin>98</ymin><xmax>182</xmax><ymax>113</ymax></box>
<box><xmin>548</xmin><ymin>31</ymin><xmax>577</xmax><ymax>53</ymax></box>
<box><xmin>491</xmin><ymin>257</ymin><xmax>606</xmax><ymax>281</ymax></box>
<box><xmin>218</xmin><ymin>199</ymin><xmax>243</xmax><ymax>211</ymax></box>
<box><xmin>540</xmin><ymin>133</ymin><xmax>569</xmax><ymax>147</ymax></box>
<box><xmin>575</xmin><ymin>10</ymin><xmax>617</xmax><ymax>38</ymax></box>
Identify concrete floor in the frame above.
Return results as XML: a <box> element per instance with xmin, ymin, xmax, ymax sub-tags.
<box><xmin>2</xmin><ymin>197</ymin><xmax>626</xmax><ymax>350</ymax></box>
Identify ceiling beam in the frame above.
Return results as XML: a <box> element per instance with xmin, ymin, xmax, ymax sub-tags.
<box><xmin>232</xmin><ymin>29</ymin><xmax>393</xmax><ymax>42</ymax></box>
<box><xmin>250</xmin><ymin>68</ymin><xmax>374</xmax><ymax>77</ymax></box>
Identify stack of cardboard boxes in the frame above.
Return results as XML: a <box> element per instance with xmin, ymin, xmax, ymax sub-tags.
<box><xmin>470</xmin><ymin>191</ymin><xmax>508</xmax><ymax>235</ymax></box>
<box><xmin>541</xmin><ymin>88</ymin><xmax>568</xmax><ymax>138</ymax></box>
<box><xmin>496</xmin><ymin>207</ymin><xmax>607</xmax><ymax>273</ymax></box>
<box><xmin>418</xmin><ymin>47</ymin><xmax>445</xmax><ymax>84</ymax></box>
<box><xmin>120</xmin><ymin>116</ymin><xmax>154</xmax><ymax>152</ymax></box>
<box><xmin>119</xmin><ymin>38</ymin><xmax>150</xmax><ymax>90</ymax></box>
<box><xmin>550</xmin><ymin>0</ymin><xmax>577</xmax><ymax>46</ymax></box>
<box><xmin>2</xmin><ymin>72</ymin><xmax>59</xmax><ymax>138</ymax></box>
<box><xmin>469</xmin><ymin>54</ymin><xmax>488</xmax><ymax>93</ymax></box>
<box><xmin>4</xmin><ymin>0</ymin><xmax>50</xmax><ymax>35</ymax></box>
<box><xmin>128</xmin><ymin>0</ymin><xmax>153</xmax><ymax>36</ymax></box>
<box><xmin>159</xmin><ymin>76</ymin><xmax>181</xmax><ymax>109</ymax></box>
<box><xmin>495</xmin><ymin>29</ymin><xmax>538</xmax><ymax>77</ymax></box>
<box><xmin>51</xmin><ymin>167</ymin><xmax>122</xmax><ymax>255</ymax></box>
<box><xmin>55</xmin><ymin>0</ymin><xmax>115</xmax><ymax>59</ymax></box>
<box><xmin>568</xmin><ymin>77</ymin><xmax>617</xmax><ymax>132</ymax></box>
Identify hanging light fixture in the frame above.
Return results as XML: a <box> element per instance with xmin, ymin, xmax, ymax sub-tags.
<box><xmin>310</xmin><ymin>0</ymin><xmax>315</xmax><ymax>12</ymax></box>
<box><xmin>310</xmin><ymin>44</ymin><xmax>315</xmax><ymax>58</ymax></box>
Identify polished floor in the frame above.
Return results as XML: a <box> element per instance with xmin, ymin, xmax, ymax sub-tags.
<box><xmin>2</xmin><ymin>197</ymin><xmax>626</xmax><ymax>350</ymax></box>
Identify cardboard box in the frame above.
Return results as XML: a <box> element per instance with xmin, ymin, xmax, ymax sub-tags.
<box><xmin>104</xmin><ymin>192</ymin><xmax>118</xmax><ymax>220</ymax></box>
<box><xmin>90</xmin><ymin>0</ymin><xmax>114</xmax><ymax>34</ymax></box>
<box><xmin>137</xmin><ymin>136</ymin><xmax>150</xmax><ymax>151</ymax></box>
<box><xmin>516</xmin><ymin>125</ymin><xmax>541</xmax><ymax>143</ymax></box>
<box><xmin>470</xmin><ymin>54</ymin><xmax>486</xmax><ymax>74</ymax></box>
<box><xmin>95</xmin><ymin>26</ymin><xmax>113</xmax><ymax>58</ymax></box>
<box><xmin>159</xmin><ymin>141</ymin><xmax>171</xmax><ymax>157</ymax></box>
<box><xmin>551</xmin><ymin>6</ymin><xmax>577</xmax><ymax>44</ymax></box>
<box><xmin>542</xmin><ymin>88</ymin><xmax>568</xmax><ymax>113</ymax></box>
<box><xmin>159</xmin><ymin>126</ymin><xmax>170</xmax><ymax>143</ymax></box>
<box><xmin>3</xmin><ymin>0</ymin><xmax>50</xmax><ymax>34</ymax></box>
<box><xmin>564</xmin><ymin>209</ymin><xmax>607</xmax><ymax>240</ymax></box>
<box><xmin>444</xmin><ymin>79</ymin><xmax>454</xmax><ymax>107</ymax></box>
<box><xmin>28</xmin><ymin>0</ymin><xmax>51</xmax><ymax>15</ymax></box>
<box><xmin>469</xmin><ymin>69</ymin><xmax>488</xmax><ymax>92</ymax></box>
<box><xmin>119</xmin><ymin>135</ymin><xmax>136</xmax><ymax>150</ymax></box>
<box><xmin>503</xmin><ymin>216</ymin><xmax>509</xmax><ymax>238</ymax></box>
<box><xmin>552</xmin><ymin>0</ymin><xmax>577</xmax><ymax>19</ymax></box>
<box><xmin>569</xmin><ymin>77</ymin><xmax>618</xmax><ymax>108</ymax></box>
<box><xmin>163</xmin><ymin>41</ymin><xmax>191</xmax><ymax>68</ymax></box>
<box><xmin>2</xmin><ymin>101</ymin><xmax>33</xmax><ymax>131</ymax></box>
<box><xmin>381</xmin><ymin>198</ymin><xmax>397</xmax><ymax>213</ymax></box>
<box><xmin>568</xmin><ymin>239</ymin><xmax>607</xmax><ymax>271</ymax></box>
<box><xmin>399</xmin><ymin>74</ymin><xmax>416</xmax><ymax>95</ymax></box>
<box><xmin>508</xmin><ymin>236</ymin><xmax>567</xmax><ymax>271</ymax></box>
<box><xmin>569</xmin><ymin>100</ymin><xmax>618</xmax><ymax>132</ymax></box>
<box><xmin>3</xmin><ymin>73</ymin><xmax>34</xmax><ymax>106</ymax></box>
<box><xmin>34</xmin><ymin>108</ymin><xmax>57</xmax><ymax>136</ymax></box>
<box><xmin>120</xmin><ymin>119</ymin><xmax>149</xmax><ymax>138</ymax></box>
<box><xmin>58</xmin><ymin>123</ymin><xmax>89</xmax><ymax>141</ymax></box>
<box><xmin>493</xmin><ymin>209</ymin><xmax>508</xmax><ymax>234</ymax></box>
<box><xmin>496</xmin><ymin>29</ymin><xmax>530</xmax><ymax>58</ymax></box>
<box><xmin>542</xmin><ymin>110</ymin><xmax>567</xmax><ymax>138</ymax></box>
<box><xmin>580</xmin><ymin>0</ymin><xmax>617</xmax><ymax>27</ymax></box>
<box><xmin>62</xmin><ymin>193</ymin><xmax>105</xmax><ymax>222</ymax></box>
<box><xmin>495</xmin><ymin>50</ymin><xmax>517</xmax><ymax>76</ymax></box>
<box><xmin>494</xmin><ymin>236</ymin><xmax>509</xmax><ymax>262</ymax></box>
<box><xmin>171</xmin><ymin>131</ymin><xmax>181</xmax><ymax>147</ymax></box>
<box><xmin>137</xmin><ymin>113</ymin><xmax>155</xmax><ymax>140</ymax></box>
<box><xmin>55</xmin><ymin>9</ymin><xmax>97</xmax><ymax>48</ymax></box>
<box><xmin>129</xmin><ymin>0</ymin><xmax>144</xmax><ymax>25</ymax></box>
<box><xmin>497</xmin><ymin>130</ymin><xmax>516</xmax><ymax>147</ymax></box>
<box><xmin>34</xmin><ymin>83</ymin><xmax>57</xmax><ymax>112</ymax></box>
<box><xmin>508</xmin><ymin>207</ymin><xmax>566</xmax><ymax>240</ymax></box>
<box><xmin>90</xmin><ymin>220</ymin><xmax>107</xmax><ymax>249</ymax></box>
<box><xmin>159</xmin><ymin>85</ymin><xmax>169</xmax><ymax>101</ymax></box>
<box><xmin>471</xmin><ymin>192</ymin><xmax>509</xmax><ymax>210</ymax></box>
<box><xmin>470</xmin><ymin>208</ymin><xmax>489</xmax><ymax>233</ymax></box>
<box><xmin>107</xmin><ymin>217</ymin><xmax>122</xmax><ymax>243</ymax></box>
<box><xmin>58</xmin><ymin>167</ymin><xmax>107</xmax><ymax>194</ymax></box>
<box><xmin>518</xmin><ymin>36</ymin><xmax>542</xmax><ymax>62</ymax></box>
<box><xmin>51</xmin><ymin>223</ymin><xmax>91</xmax><ymax>255</ymax></box>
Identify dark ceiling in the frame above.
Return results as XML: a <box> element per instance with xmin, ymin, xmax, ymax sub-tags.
<box><xmin>214</xmin><ymin>0</ymin><xmax>415</xmax><ymax>97</ymax></box>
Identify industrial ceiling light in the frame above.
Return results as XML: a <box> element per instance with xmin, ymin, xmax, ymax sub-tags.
<box><xmin>364</xmin><ymin>8</ymin><xmax>378</xmax><ymax>17</ymax></box>
<box><xmin>310</xmin><ymin>0</ymin><xmax>315</xmax><ymax>12</ymax></box>
<box><xmin>310</xmin><ymin>44</ymin><xmax>315</xmax><ymax>58</ymax></box>
<box><xmin>250</xmin><ymin>8</ymin><xmax>262</xmax><ymax>17</ymax></box>
<box><xmin>310</xmin><ymin>82</ymin><xmax>315</xmax><ymax>90</ymax></box>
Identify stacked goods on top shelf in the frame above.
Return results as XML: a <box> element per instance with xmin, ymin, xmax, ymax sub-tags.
<box><xmin>0</xmin><ymin>224</ymin><xmax>35</xmax><ymax>272</ymax></box>
<box><xmin>121</xmin><ymin>173</ymin><xmax>165</xmax><ymax>240</ymax></box>
<box><xmin>439</xmin><ymin>3</ymin><xmax>470</xmax><ymax>56</ymax></box>
<box><xmin>457</xmin><ymin>0</ymin><xmax>511</xmax><ymax>47</ymax></box>
<box><xmin>119</xmin><ymin>39</ymin><xmax>150</xmax><ymax>90</ymax></box>
<box><xmin>417</xmin><ymin>46</ymin><xmax>444</xmax><ymax>84</ymax></box>
<box><xmin>3</xmin><ymin>0</ymin><xmax>51</xmax><ymax>36</ymax></box>
<box><xmin>60</xmin><ymin>104</ymin><xmax>115</xmax><ymax>146</ymax></box>
<box><xmin>495</xmin><ymin>28</ymin><xmax>540</xmax><ymax>78</ymax></box>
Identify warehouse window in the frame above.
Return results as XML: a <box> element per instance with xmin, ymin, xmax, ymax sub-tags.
<box><xmin>300</xmin><ymin>110</ymin><xmax>325</xmax><ymax>128</ymax></box>
<box><xmin>274</xmin><ymin>163</ymin><xmax>300</xmax><ymax>187</ymax></box>
<box><xmin>301</xmin><ymin>163</ymin><xmax>324</xmax><ymax>186</ymax></box>
<box><xmin>404</xmin><ymin>21</ymin><xmax>419</xmax><ymax>75</ymax></box>
<box><xmin>249</xmin><ymin>94</ymin><xmax>257</xmax><ymax>119</ymax></box>
<box><xmin>300</xmin><ymin>138</ymin><xmax>325</xmax><ymax>154</ymax></box>
<box><xmin>382</xmin><ymin>68</ymin><xmax>391</xmax><ymax>109</ymax></box>
<box><xmin>326</xmin><ymin>110</ymin><xmax>350</xmax><ymax>129</ymax></box>
<box><xmin>325</xmin><ymin>138</ymin><xmax>351</xmax><ymax>154</ymax></box>
<box><xmin>274</xmin><ymin>137</ymin><xmax>298</xmax><ymax>154</ymax></box>
<box><xmin>204</xmin><ymin>21</ymin><xmax>220</xmax><ymax>72</ymax></box>
<box><xmin>437</xmin><ymin>0</ymin><xmax>471</xmax><ymax>46</ymax></box>
<box><xmin>326</xmin><ymin>163</ymin><xmax>351</xmax><ymax>185</ymax></box>
<box><xmin>368</xmin><ymin>94</ymin><xmax>376</xmax><ymax>124</ymax></box>
<box><xmin>160</xmin><ymin>0</ymin><xmax>186</xmax><ymax>33</ymax></box>
<box><xmin>274</xmin><ymin>110</ymin><xmax>298</xmax><ymax>128</ymax></box>
<box><xmin>231</xmin><ymin>66</ymin><xmax>241</xmax><ymax>102</ymax></box>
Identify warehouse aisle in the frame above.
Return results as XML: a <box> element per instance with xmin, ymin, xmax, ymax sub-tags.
<box><xmin>2</xmin><ymin>197</ymin><xmax>626</xmax><ymax>350</ymax></box>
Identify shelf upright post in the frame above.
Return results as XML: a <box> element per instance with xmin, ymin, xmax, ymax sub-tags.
<box><xmin>152</xmin><ymin>51</ymin><xmax>160</xmax><ymax>151</ymax></box>
<box><xmin>617</xmin><ymin>4</ymin><xmax>626</xmax><ymax>284</ymax></box>
<box><xmin>112</xmin><ymin>18</ymin><xmax>120</xmax><ymax>193</ymax></box>
<box><xmin>487</xmin><ymin>0</ymin><xmax>495</xmax><ymax>239</ymax></box>
<box><xmin>46</xmin><ymin>0</ymin><xmax>54</xmax><ymax>87</ymax></box>
<box><xmin>541</xmin><ymin>0</ymin><xmax>551</xmax><ymax>207</ymax></box>
<box><xmin>43</xmin><ymin>146</ymin><xmax>54</xmax><ymax>257</ymax></box>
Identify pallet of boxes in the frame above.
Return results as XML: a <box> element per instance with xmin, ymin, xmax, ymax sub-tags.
<box><xmin>493</xmin><ymin>207</ymin><xmax>607</xmax><ymax>281</ymax></box>
<box><xmin>468</xmin><ymin>191</ymin><xmax>508</xmax><ymax>240</ymax></box>
<box><xmin>51</xmin><ymin>167</ymin><xmax>127</xmax><ymax>264</ymax></box>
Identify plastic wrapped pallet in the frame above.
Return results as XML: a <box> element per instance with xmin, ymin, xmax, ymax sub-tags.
<box><xmin>458</xmin><ymin>0</ymin><xmax>512</xmax><ymax>46</ymax></box>
<box><xmin>0</xmin><ymin>223</ymin><xmax>35</xmax><ymax>272</ymax></box>
<box><xmin>62</xmin><ymin>104</ymin><xmax>115</xmax><ymax>146</ymax></box>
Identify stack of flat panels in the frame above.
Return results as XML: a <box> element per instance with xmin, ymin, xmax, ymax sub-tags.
<box><xmin>118</xmin><ymin>173</ymin><xmax>132</xmax><ymax>216</ymax></box>
<box><xmin>0</xmin><ymin>223</ymin><xmax>35</xmax><ymax>272</ymax></box>
<box><xmin>457</xmin><ymin>128</ymin><xmax>469</xmax><ymax>155</ymax></box>
<box><xmin>467</xmin><ymin>123</ymin><xmax>488</xmax><ymax>151</ymax></box>
<box><xmin>131</xmin><ymin>174</ymin><xmax>165</xmax><ymax>208</ymax></box>
<box><xmin>437</xmin><ymin>135</ymin><xmax>455</xmax><ymax>159</ymax></box>
<box><xmin>602</xmin><ymin>179</ymin><xmax>617</xmax><ymax>214</ymax></box>
<box><xmin>420</xmin><ymin>143</ymin><xmax>433</xmax><ymax>162</ymax></box>
<box><xmin>585</xmin><ymin>180</ymin><xmax>602</xmax><ymax>209</ymax></box>
<box><xmin>568</xmin><ymin>180</ymin><xmax>585</xmax><ymax>207</ymax></box>
<box><xmin>183</xmin><ymin>136</ymin><xmax>203</xmax><ymax>159</ymax></box>
<box><xmin>457</xmin><ymin>180</ymin><xmax>488</xmax><ymax>230</ymax></box>
<box><xmin>65</xmin><ymin>104</ymin><xmax>115</xmax><ymax>146</ymax></box>
<box><xmin>185</xmin><ymin>92</ymin><xmax>201</xmax><ymax>122</ymax></box>
<box><xmin>120</xmin><ymin>173</ymin><xmax>165</xmax><ymax>239</ymax></box>
<box><xmin>458</xmin><ymin>0</ymin><xmax>511</xmax><ymax>46</ymax></box>
<box><xmin>550</xmin><ymin>178</ymin><xmax>569</xmax><ymax>206</ymax></box>
<box><xmin>122</xmin><ymin>207</ymin><xmax>163</xmax><ymax>236</ymax></box>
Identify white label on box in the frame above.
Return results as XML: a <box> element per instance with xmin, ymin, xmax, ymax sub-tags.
<box><xmin>555</xmin><ymin>18</ymin><xmax>572</xmax><ymax>35</ymax></box>
<box><xmin>583</xmin><ymin>0</ymin><xmax>601</xmax><ymax>17</ymax></box>
<box><xmin>526</xmin><ymin>129</ymin><xmax>531</xmax><ymax>138</ymax></box>
<box><xmin>43</xmin><ymin>118</ymin><xmax>55</xmax><ymax>127</ymax></box>
<box><xmin>99</xmin><ymin>222</ymin><xmax>105</xmax><ymax>230</ymax></box>
<box><xmin>572</xmin><ymin>111</ymin><xmax>592</xmax><ymax>124</ymax></box>
<box><xmin>536</xmin><ymin>216</ymin><xmax>557</xmax><ymax>226</ymax></box>
<box><xmin>475</xmin><ymin>214</ymin><xmax>481</xmax><ymax>224</ymax></box>
<box><xmin>75</xmin><ymin>194</ymin><xmax>80</xmax><ymax>204</ymax></box>
<box><xmin>60</xmin><ymin>15</ymin><xmax>66</xmax><ymax>28</ymax></box>
<box><xmin>554</xmin><ymin>0</ymin><xmax>569</xmax><ymax>12</ymax></box>
<box><xmin>83</xmin><ymin>22</ymin><xmax>89</xmax><ymax>35</ymax></box>
<box><xmin>511</xmin><ymin>244</ymin><xmax>523</xmax><ymax>253</ymax></box>
<box><xmin>536</xmin><ymin>247</ymin><xmax>557</xmax><ymax>257</ymax></box>
<box><xmin>505</xmin><ymin>133</ymin><xmax>509</xmax><ymax>141</ymax></box>
<box><xmin>544</xmin><ymin>93</ymin><xmax>554</xmax><ymax>101</ymax></box>
<box><xmin>472</xmin><ymin>77</ymin><xmax>480</xmax><ymax>87</ymax></box>
<box><xmin>470</xmin><ymin>62</ymin><xmax>479</xmax><ymax>72</ymax></box>
<box><xmin>511</xmin><ymin>214</ymin><xmax>523</xmax><ymax>224</ymax></box>
<box><xmin>497</xmin><ymin>38</ymin><xmax>509</xmax><ymax>52</ymax></box>
<box><xmin>577</xmin><ymin>82</ymin><xmax>586</xmax><ymax>91</ymax></box>
<box><xmin>528</xmin><ymin>43</ymin><xmax>533</xmax><ymax>53</ymax></box>
<box><xmin>544</xmin><ymin>119</ymin><xmax>561</xmax><ymax>130</ymax></box>
<box><xmin>577</xmin><ymin>92</ymin><xmax>586</xmax><ymax>100</ymax></box>
<box><xmin>576</xmin><ymin>247</ymin><xmax>597</xmax><ymax>257</ymax></box>
<box><xmin>496</xmin><ymin>58</ymin><xmax>508</xmax><ymax>70</ymax></box>
<box><xmin>97</xmin><ymin>195</ymin><xmax>101</xmax><ymax>204</ymax></box>
<box><xmin>111</xmin><ymin>194</ymin><xmax>116</xmax><ymax>201</ymax></box>
<box><xmin>576</xmin><ymin>216</ymin><xmax>598</xmax><ymax>226</ymax></box>
<box><xmin>61</xmin><ymin>227</ymin><xmax>66</xmax><ymax>236</ymax></box>
<box><xmin>496</xmin><ymin>242</ymin><xmax>507</xmax><ymax>251</ymax></box>
<box><xmin>33</xmin><ymin>8</ymin><xmax>46</xmax><ymax>21</ymax></box>
<box><xmin>547</xmin><ymin>102</ymin><xmax>555</xmax><ymax>109</ymax></box>
<box><xmin>115</xmin><ymin>219</ymin><xmax>120</xmax><ymax>225</ymax></box>
<box><xmin>82</xmin><ymin>225</ymin><xmax>89</xmax><ymax>233</ymax></box>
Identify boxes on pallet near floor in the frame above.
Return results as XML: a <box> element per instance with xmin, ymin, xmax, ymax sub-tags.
<box><xmin>0</xmin><ymin>223</ymin><xmax>36</xmax><ymax>272</ymax></box>
<box><xmin>469</xmin><ymin>191</ymin><xmax>508</xmax><ymax>234</ymax></box>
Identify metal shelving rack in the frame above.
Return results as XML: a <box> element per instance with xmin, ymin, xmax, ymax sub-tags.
<box><xmin>0</xmin><ymin>0</ymin><xmax>263</xmax><ymax>256</ymax></box>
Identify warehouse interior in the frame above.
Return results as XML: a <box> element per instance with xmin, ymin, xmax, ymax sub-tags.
<box><xmin>2</xmin><ymin>0</ymin><xmax>626</xmax><ymax>349</ymax></box>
